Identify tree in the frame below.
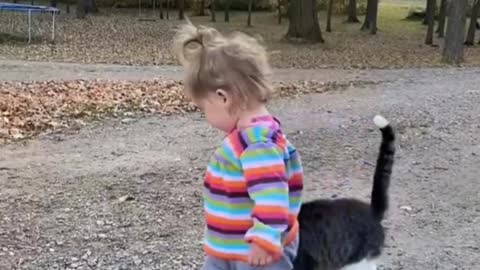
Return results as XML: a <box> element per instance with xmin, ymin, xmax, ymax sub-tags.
<box><xmin>465</xmin><ymin>0</ymin><xmax>480</xmax><ymax>45</ymax></box>
<box><xmin>76</xmin><ymin>0</ymin><xmax>86</xmax><ymax>18</ymax></box>
<box><xmin>211</xmin><ymin>0</ymin><xmax>216</xmax><ymax>22</ymax></box>
<box><xmin>247</xmin><ymin>0</ymin><xmax>254</xmax><ymax>27</ymax></box>
<box><xmin>362</xmin><ymin>0</ymin><xmax>379</xmax><ymax>34</ymax></box>
<box><xmin>166</xmin><ymin>0</ymin><xmax>170</xmax><ymax>19</ymax></box>
<box><xmin>159</xmin><ymin>0</ymin><xmax>164</xmax><ymax>19</ymax></box>
<box><xmin>425</xmin><ymin>0</ymin><xmax>436</xmax><ymax>45</ymax></box>
<box><xmin>277</xmin><ymin>0</ymin><xmax>282</xmax><ymax>24</ymax></box>
<box><xmin>442</xmin><ymin>0</ymin><xmax>467</xmax><ymax>64</ymax></box>
<box><xmin>191</xmin><ymin>0</ymin><xmax>207</xmax><ymax>16</ymax></box>
<box><xmin>86</xmin><ymin>0</ymin><xmax>98</xmax><ymax>13</ymax></box>
<box><xmin>50</xmin><ymin>0</ymin><xmax>57</xmax><ymax>7</ymax></box>
<box><xmin>326</xmin><ymin>0</ymin><xmax>333</xmax><ymax>32</ymax></box>
<box><xmin>76</xmin><ymin>0</ymin><xmax>97</xmax><ymax>18</ymax></box>
<box><xmin>347</xmin><ymin>0</ymin><xmax>360</xmax><ymax>23</ymax></box>
<box><xmin>437</xmin><ymin>0</ymin><xmax>447</xmax><ymax>37</ymax></box>
<box><xmin>224</xmin><ymin>0</ymin><xmax>231</xmax><ymax>22</ymax></box>
<box><xmin>286</xmin><ymin>0</ymin><xmax>324</xmax><ymax>43</ymax></box>
<box><xmin>178</xmin><ymin>0</ymin><xmax>185</xmax><ymax>20</ymax></box>
<box><xmin>423</xmin><ymin>0</ymin><xmax>435</xmax><ymax>25</ymax></box>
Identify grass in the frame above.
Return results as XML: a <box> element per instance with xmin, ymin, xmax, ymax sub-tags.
<box><xmin>0</xmin><ymin>3</ymin><xmax>479</xmax><ymax>69</ymax></box>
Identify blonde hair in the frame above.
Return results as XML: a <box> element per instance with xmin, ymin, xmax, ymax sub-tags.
<box><xmin>172</xmin><ymin>19</ymin><xmax>273</xmax><ymax>110</ymax></box>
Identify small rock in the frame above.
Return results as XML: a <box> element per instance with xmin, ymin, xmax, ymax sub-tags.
<box><xmin>98</xmin><ymin>233</ymin><xmax>107</xmax><ymax>239</ymax></box>
<box><xmin>81</xmin><ymin>249</ymin><xmax>92</xmax><ymax>260</ymax></box>
<box><xmin>87</xmin><ymin>257</ymin><xmax>98</xmax><ymax>266</ymax></box>
<box><xmin>400</xmin><ymin>205</ymin><xmax>413</xmax><ymax>212</ymax></box>
<box><xmin>12</xmin><ymin>132</ymin><xmax>24</xmax><ymax>139</ymax></box>
<box><xmin>48</xmin><ymin>121</ymin><xmax>61</xmax><ymax>128</ymax></box>
<box><xmin>73</xmin><ymin>119</ymin><xmax>86</xmax><ymax>127</ymax></box>
<box><xmin>118</xmin><ymin>195</ymin><xmax>135</xmax><ymax>202</ymax></box>
<box><xmin>133</xmin><ymin>256</ymin><xmax>142</xmax><ymax>265</ymax></box>
<box><xmin>96</xmin><ymin>220</ymin><xmax>105</xmax><ymax>226</ymax></box>
<box><xmin>121</xmin><ymin>118</ymin><xmax>134</xmax><ymax>124</ymax></box>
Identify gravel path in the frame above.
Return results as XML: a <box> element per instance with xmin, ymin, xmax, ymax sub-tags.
<box><xmin>1</xmin><ymin>62</ymin><xmax>479</xmax><ymax>270</ymax></box>
<box><xmin>0</xmin><ymin>59</ymin><xmax>461</xmax><ymax>83</ymax></box>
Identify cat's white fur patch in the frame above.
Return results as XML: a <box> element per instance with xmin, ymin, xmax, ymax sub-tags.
<box><xmin>340</xmin><ymin>259</ymin><xmax>378</xmax><ymax>270</ymax></box>
<box><xmin>373</xmin><ymin>115</ymin><xmax>389</xmax><ymax>129</ymax></box>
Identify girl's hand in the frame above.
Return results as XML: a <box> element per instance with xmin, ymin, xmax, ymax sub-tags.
<box><xmin>248</xmin><ymin>243</ymin><xmax>274</xmax><ymax>267</ymax></box>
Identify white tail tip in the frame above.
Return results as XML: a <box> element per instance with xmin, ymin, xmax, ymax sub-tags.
<box><xmin>373</xmin><ymin>115</ymin><xmax>389</xmax><ymax>129</ymax></box>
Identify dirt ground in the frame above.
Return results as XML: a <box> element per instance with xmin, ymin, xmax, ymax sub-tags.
<box><xmin>1</xmin><ymin>65</ymin><xmax>480</xmax><ymax>270</ymax></box>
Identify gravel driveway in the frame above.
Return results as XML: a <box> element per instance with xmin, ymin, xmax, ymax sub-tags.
<box><xmin>1</xmin><ymin>63</ymin><xmax>479</xmax><ymax>270</ymax></box>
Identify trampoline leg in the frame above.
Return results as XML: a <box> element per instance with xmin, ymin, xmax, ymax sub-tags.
<box><xmin>28</xmin><ymin>10</ymin><xmax>32</xmax><ymax>44</ymax></box>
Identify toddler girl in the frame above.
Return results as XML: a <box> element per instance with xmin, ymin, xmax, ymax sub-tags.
<box><xmin>172</xmin><ymin>21</ymin><xmax>304</xmax><ymax>270</ymax></box>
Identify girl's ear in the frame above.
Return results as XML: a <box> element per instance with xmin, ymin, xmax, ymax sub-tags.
<box><xmin>215</xmin><ymin>89</ymin><xmax>230</xmax><ymax>105</ymax></box>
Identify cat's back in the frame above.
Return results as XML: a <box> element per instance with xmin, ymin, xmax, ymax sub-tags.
<box><xmin>298</xmin><ymin>198</ymin><xmax>376</xmax><ymax>225</ymax></box>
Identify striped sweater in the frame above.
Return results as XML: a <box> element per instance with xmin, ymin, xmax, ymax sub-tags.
<box><xmin>203</xmin><ymin>115</ymin><xmax>304</xmax><ymax>262</ymax></box>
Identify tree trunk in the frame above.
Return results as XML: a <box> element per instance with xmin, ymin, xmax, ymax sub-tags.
<box><xmin>465</xmin><ymin>0</ymin><xmax>480</xmax><ymax>45</ymax></box>
<box><xmin>76</xmin><ymin>0</ymin><xmax>86</xmax><ymax>19</ymax></box>
<box><xmin>67</xmin><ymin>2</ymin><xmax>70</xmax><ymax>13</ymax></box>
<box><xmin>247</xmin><ymin>0</ymin><xmax>254</xmax><ymax>27</ymax></box>
<box><xmin>91</xmin><ymin>0</ymin><xmax>98</xmax><ymax>13</ymax></box>
<box><xmin>425</xmin><ymin>0</ymin><xmax>436</xmax><ymax>45</ymax></box>
<box><xmin>437</xmin><ymin>0</ymin><xmax>447</xmax><ymax>37</ymax></box>
<box><xmin>423</xmin><ymin>0</ymin><xmax>434</xmax><ymax>25</ymax></box>
<box><xmin>166</xmin><ymin>0</ymin><xmax>170</xmax><ymax>19</ymax></box>
<box><xmin>369</xmin><ymin>0</ymin><xmax>378</xmax><ymax>34</ymax></box>
<box><xmin>362</xmin><ymin>0</ymin><xmax>379</xmax><ymax>34</ymax></box>
<box><xmin>442</xmin><ymin>0</ymin><xmax>467</xmax><ymax>64</ymax></box>
<box><xmin>326</xmin><ymin>0</ymin><xmax>333</xmax><ymax>32</ymax></box>
<box><xmin>50</xmin><ymin>0</ymin><xmax>57</xmax><ymax>6</ymax></box>
<box><xmin>211</xmin><ymin>0</ymin><xmax>216</xmax><ymax>22</ymax></box>
<box><xmin>191</xmin><ymin>0</ymin><xmax>206</xmax><ymax>16</ymax></box>
<box><xmin>224</xmin><ymin>0</ymin><xmax>231</xmax><ymax>22</ymax></box>
<box><xmin>278</xmin><ymin>0</ymin><xmax>282</xmax><ymax>24</ymax></box>
<box><xmin>347</xmin><ymin>0</ymin><xmax>360</xmax><ymax>23</ymax></box>
<box><xmin>178</xmin><ymin>0</ymin><xmax>185</xmax><ymax>20</ymax></box>
<box><xmin>286</xmin><ymin>0</ymin><xmax>324</xmax><ymax>43</ymax></box>
<box><xmin>362</xmin><ymin>0</ymin><xmax>373</xmax><ymax>30</ymax></box>
<box><xmin>159</xmin><ymin>0</ymin><xmax>164</xmax><ymax>19</ymax></box>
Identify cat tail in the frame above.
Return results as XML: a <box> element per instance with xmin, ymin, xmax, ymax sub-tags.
<box><xmin>370</xmin><ymin>115</ymin><xmax>396</xmax><ymax>221</ymax></box>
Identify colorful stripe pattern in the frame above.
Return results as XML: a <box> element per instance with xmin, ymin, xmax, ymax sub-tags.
<box><xmin>203</xmin><ymin>116</ymin><xmax>304</xmax><ymax>262</ymax></box>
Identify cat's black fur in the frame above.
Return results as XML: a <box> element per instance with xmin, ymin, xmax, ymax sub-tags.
<box><xmin>293</xmin><ymin>116</ymin><xmax>396</xmax><ymax>270</ymax></box>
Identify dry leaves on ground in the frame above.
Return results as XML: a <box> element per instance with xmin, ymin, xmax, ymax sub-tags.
<box><xmin>0</xmin><ymin>79</ymin><xmax>374</xmax><ymax>144</ymax></box>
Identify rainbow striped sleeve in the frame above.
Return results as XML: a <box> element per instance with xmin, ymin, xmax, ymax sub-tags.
<box><xmin>240</xmin><ymin>141</ymin><xmax>289</xmax><ymax>258</ymax></box>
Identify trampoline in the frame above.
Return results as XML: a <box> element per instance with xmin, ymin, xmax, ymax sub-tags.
<box><xmin>0</xmin><ymin>2</ymin><xmax>60</xmax><ymax>43</ymax></box>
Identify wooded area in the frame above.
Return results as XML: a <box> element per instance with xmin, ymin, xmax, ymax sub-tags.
<box><xmin>1</xmin><ymin>0</ymin><xmax>479</xmax><ymax>66</ymax></box>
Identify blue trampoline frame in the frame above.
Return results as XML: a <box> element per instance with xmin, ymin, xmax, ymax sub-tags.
<box><xmin>0</xmin><ymin>2</ymin><xmax>60</xmax><ymax>43</ymax></box>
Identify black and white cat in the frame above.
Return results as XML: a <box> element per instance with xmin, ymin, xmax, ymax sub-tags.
<box><xmin>293</xmin><ymin>115</ymin><xmax>396</xmax><ymax>270</ymax></box>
